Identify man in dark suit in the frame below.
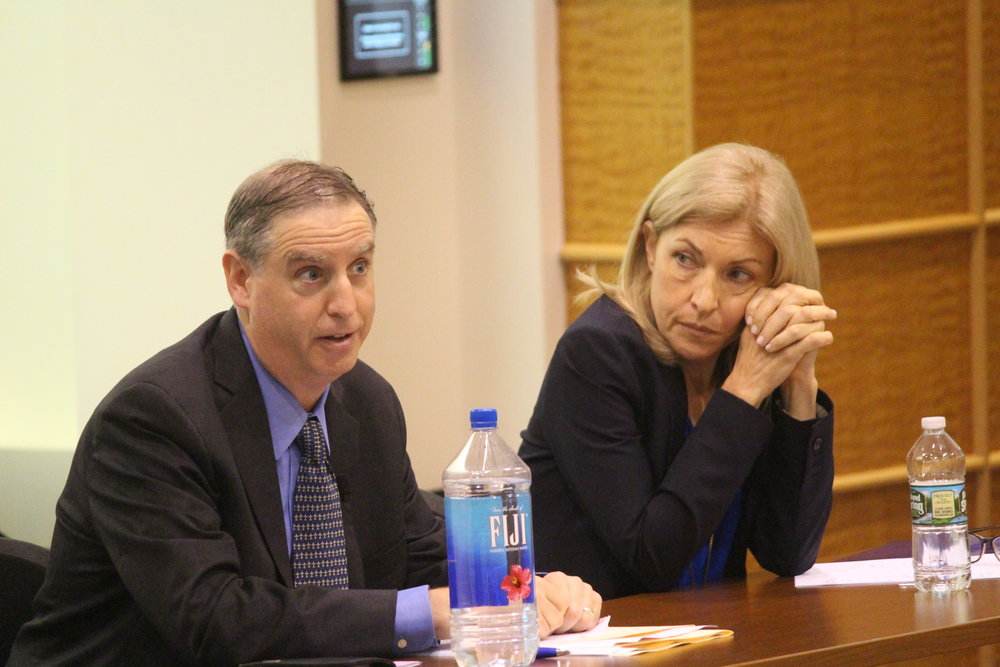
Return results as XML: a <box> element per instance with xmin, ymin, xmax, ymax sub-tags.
<box><xmin>9</xmin><ymin>160</ymin><xmax>600</xmax><ymax>665</ymax></box>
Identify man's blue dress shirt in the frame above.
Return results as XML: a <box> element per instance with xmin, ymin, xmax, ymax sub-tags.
<box><xmin>239</xmin><ymin>323</ymin><xmax>435</xmax><ymax>652</ymax></box>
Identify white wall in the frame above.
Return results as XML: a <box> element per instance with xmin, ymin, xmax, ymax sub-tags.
<box><xmin>0</xmin><ymin>0</ymin><xmax>564</xmax><ymax>544</ymax></box>
<box><xmin>0</xmin><ymin>0</ymin><xmax>321</xmax><ymax>544</ymax></box>
<box><xmin>318</xmin><ymin>0</ymin><xmax>564</xmax><ymax>487</ymax></box>
<box><xmin>1</xmin><ymin>2</ymin><xmax>79</xmax><ymax>454</ymax></box>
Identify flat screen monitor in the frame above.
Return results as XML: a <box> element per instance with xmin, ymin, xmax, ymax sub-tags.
<box><xmin>338</xmin><ymin>0</ymin><xmax>438</xmax><ymax>81</ymax></box>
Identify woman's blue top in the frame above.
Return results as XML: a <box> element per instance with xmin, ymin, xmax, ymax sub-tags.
<box><xmin>675</xmin><ymin>418</ymin><xmax>743</xmax><ymax>587</ymax></box>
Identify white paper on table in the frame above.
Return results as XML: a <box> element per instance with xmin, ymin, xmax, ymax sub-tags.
<box><xmin>795</xmin><ymin>557</ymin><xmax>1000</xmax><ymax>587</ymax></box>
<box><xmin>418</xmin><ymin>616</ymin><xmax>732</xmax><ymax>658</ymax></box>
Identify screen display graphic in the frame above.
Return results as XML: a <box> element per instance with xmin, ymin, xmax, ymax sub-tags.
<box><xmin>339</xmin><ymin>0</ymin><xmax>437</xmax><ymax>81</ymax></box>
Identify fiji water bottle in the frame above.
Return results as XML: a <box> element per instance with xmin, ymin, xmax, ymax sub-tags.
<box><xmin>443</xmin><ymin>409</ymin><xmax>539</xmax><ymax>667</ymax></box>
<box><xmin>906</xmin><ymin>416</ymin><xmax>970</xmax><ymax>592</ymax></box>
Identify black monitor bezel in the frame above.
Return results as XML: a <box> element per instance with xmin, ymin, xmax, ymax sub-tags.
<box><xmin>337</xmin><ymin>0</ymin><xmax>439</xmax><ymax>81</ymax></box>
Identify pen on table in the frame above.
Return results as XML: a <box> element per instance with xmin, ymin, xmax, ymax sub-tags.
<box><xmin>536</xmin><ymin>647</ymin><xmax>570</xmax><ymax>659</ymax></box>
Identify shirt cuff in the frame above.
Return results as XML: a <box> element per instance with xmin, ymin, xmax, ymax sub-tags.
<box><xmin>394</xmin><ymin>585</ymin><xmax>437</xmax><ymax>654</ymax></box>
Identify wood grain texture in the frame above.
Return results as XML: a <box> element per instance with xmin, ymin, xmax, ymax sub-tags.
<box><xmin>817</xmin><ymin>234</ymin><xmax>973</xmax><ymax>473</ymax></box>
<box><xmin>559</xmin><ymin>0</ymin><xmax>692</xmax><ymax>243</ymax></box>
<box><xmin>994</xmin><ymin>462</ymin><xmax>1000</xmax><ymax>528</ymax></box>
<box><xmin>985</xmin><ymin>2</ymin><xmax>1000</xmax><ymax>208</ymax></box>
<box><xmin>818</xmin><ymin>483</ymin><xmax>909</xmax><ymax>561</ymax></box>
<box><xmin>989</xmin><ymin>227</ymin><xmax>1000</xmax><ymax>458</ymax></box>
<box><xmin>599</xmin><ymin>575</ymin><xmax>1000</xmax><ymax>666</ymax></box>
<box><xmin>691</xmin><ymin>0</ymin><xmax>968</xmax><ymax>229</ymax></box>
<box><xmin>557</xmin><ymin>0</ymin><xmax>998</xmax><ymax>556</ymax></box>
<box><xmin>823</xmin><ymin>464</ymin><xmax>988</xmax><ymax>562</ymax></box>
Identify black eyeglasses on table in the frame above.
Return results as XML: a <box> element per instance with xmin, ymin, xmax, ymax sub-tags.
<box><xmin>968</xmin><ymin>526</ymin><xmax>1000</xmax><ymax>564</ymax></box>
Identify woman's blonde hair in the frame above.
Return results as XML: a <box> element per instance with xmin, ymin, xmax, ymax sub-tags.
<box><xmin>581</xmin><ymin>143</ymin><xmax>820</xmax><ymax>368</ymax></box>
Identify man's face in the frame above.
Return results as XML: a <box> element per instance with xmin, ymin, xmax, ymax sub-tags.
<box><xmin>227</xmin><ymin>201</ymin><xmax>375</xmax><ymax>409</ymax></box>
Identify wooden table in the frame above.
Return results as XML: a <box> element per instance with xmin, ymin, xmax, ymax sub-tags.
<box><xmin>583</xmin><ymin>573</ymin><xmax>1000</xmax><ymax>665</ymax></box>
<box><xmin>420</xmin><ymin>573</ymin><xmax>1000</xmax><ymax>666</ymax></box>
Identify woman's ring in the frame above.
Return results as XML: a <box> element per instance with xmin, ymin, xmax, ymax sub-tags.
<box><xmin>582</xmin><ymin>607</ymin><xmax>596</xmax><ymax>616</ymax></box>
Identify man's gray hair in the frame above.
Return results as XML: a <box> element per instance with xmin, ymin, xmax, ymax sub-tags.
<box><xmin>224</xmin><ymin>160</ymin><xmax>376</xmax><ymax>270</ymax></box>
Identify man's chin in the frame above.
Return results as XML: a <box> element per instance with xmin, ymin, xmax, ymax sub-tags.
<box><xmin>319</xmin><ymin>355</ymin><xmax>360</xmax><ymax>384</ymax></box>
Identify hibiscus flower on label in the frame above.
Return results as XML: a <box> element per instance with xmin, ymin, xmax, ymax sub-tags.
<box><xmin>501</xmin><ymin>564</ymin><xmax>532</xmax><ymax>602</ymax></box>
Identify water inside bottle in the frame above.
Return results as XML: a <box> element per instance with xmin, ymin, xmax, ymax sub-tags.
<box><xmin>450</xmin><ymin>605</ymin><xmax>539</xmax><ymax>667</ymax></box>
<box><xmin>912</xmin><ymin>524</ymin><xmax>971</xmax><ymax>592</ymax></box>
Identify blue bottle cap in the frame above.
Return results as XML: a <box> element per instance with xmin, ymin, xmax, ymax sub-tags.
<box><xmin>470</xmin><ymin>408</ymin><xmax>498</xmax><ymax>428</ymax></box>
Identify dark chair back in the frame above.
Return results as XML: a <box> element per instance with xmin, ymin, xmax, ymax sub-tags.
<box><xmin>0</xmin><ymin>537</ymin><xmax>49</xmax><ymax>664</ymax></box>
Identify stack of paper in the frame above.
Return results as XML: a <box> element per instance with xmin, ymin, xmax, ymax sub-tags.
<box><xmin>539</xmin><ymin>616</ymin><xmax>733</xmax><ymax>656</ymax></box>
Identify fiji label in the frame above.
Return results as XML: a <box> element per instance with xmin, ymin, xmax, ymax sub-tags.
<box><xmin>910</xmin><ymin>483</ymin><xmax>967</xmax><ymax>525</ymax></box>
<box><xmin>445</xmin><ymin>491</ymin><xmax>535</xmax><ymax>608</ymax></box>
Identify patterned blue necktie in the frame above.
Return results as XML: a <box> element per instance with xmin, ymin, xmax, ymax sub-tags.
<box><xmin>291</xmin><ymin>417</ymin><xmax>349</xmax><ymax>588</ymax></box>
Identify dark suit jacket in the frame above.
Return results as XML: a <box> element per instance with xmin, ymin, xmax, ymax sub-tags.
<box><xmin>519</xmin><ymin>296</ymin><xmax>834</xmax><ymax>599</ymax></box>
<box><xmin>9</xmin><ymin>309</ymin><xmax>447</xmax><ymax>666</ymax></box>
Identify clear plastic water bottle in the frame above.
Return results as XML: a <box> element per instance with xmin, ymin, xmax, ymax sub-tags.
<box><xmin>906</xmin><ymin>416</ymin><xmax>970</xmax><ymax>592</ymax></box>
<box><xmin>443</xmin><ymin>409</ymin><xmax>539</xmax><ymax>667</ymax></box>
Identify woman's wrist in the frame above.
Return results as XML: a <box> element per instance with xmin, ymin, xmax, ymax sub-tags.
<box><xmin>720</xmin><ymin>374</ymin><xmax>769</xmax><ymax>409</ymax></box>
<box><xmin>779</xmin><ymin>376</ymin><xmax>819</xmax><ymax>420</ymax></box>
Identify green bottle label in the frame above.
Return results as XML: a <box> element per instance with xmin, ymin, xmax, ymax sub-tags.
<box><xmin>910</xmin><ymin>483</ymin><xmax>966</xmax><ymax>526</ymax></box>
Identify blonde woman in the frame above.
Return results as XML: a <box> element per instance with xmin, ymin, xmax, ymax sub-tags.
<box><xmin>519</xmin><ymin>144</ymin><xmax>836</xmax><ymax>599</ymax></box>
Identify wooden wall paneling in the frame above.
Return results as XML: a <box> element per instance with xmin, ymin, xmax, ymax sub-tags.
<box><xmin>557</xmin><ymin>0</ymin><xmax>995</xmax><ymax>558</ymax></box>
<box><xmin>989</xmin><ymin>226</ymin><xmax>1000</xmax><ymax>524</ymax></box>
<box><xmin>816</xmin><ymin>233</ymin><xmax>973</xmax><ymax>473</ymax></box>
<box><xmin>819</xmin><ymin>483</ymin><xmax>909</xmax><ymax>560</ymax></box>
<box><xmin>969</xmin><ymin>218</ymin><xmax>989</xmax><ymax>527</ymax></box>
<box><xmin>691</xmin><ymin>0</ymin><xmax>968</xmax><ymax>230</ymax></box>
<box><xmin>983</xmin><ymin>2</ymin><xmax>1000</xmax><ymax>208</ymax></box>
<box><xmin>994</xmin><ymin>464</ymin><xmax>1000</xmax><ymax>529</ymax></box>
<box><xmin>558</xmin><ymin>0</ymin><xmax>693</xmax><ymax>244</ymax></box>
<box><xmin>966</xmin><ymin>0</ymin><xmax>991</xmax><ymax>526</ymax></box>
<box><xmin>825</xmin><ymin>478</ymin><xmax>987</xmax><ymax>562</ymax></box>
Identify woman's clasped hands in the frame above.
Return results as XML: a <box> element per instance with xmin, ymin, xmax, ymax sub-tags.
<box><xmin>723</xmin><ymin>283</ymin><xmax>836</xmax><ymax>419</ymax></box>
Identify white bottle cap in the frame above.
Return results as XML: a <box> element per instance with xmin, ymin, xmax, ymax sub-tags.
<box><xmin>921</xmin><ymin>416</ymin><xmax>946</xmax><ymax>430</ymax></box>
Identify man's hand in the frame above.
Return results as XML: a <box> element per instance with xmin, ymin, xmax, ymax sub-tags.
<box><xmin>430</xmin><ymin>572</ymin><xmax>602</xmax><ymax>641</ymax></box>
<box><xmin>535</xmin><ymin>571</ymin><xmax>602</xmax><ymax>637</ymax></box>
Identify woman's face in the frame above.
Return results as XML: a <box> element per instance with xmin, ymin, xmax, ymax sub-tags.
<box><xmin>644</xmin><ymin>217</ymin><xmax>776</xmax><ymax>372</ymax></box>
